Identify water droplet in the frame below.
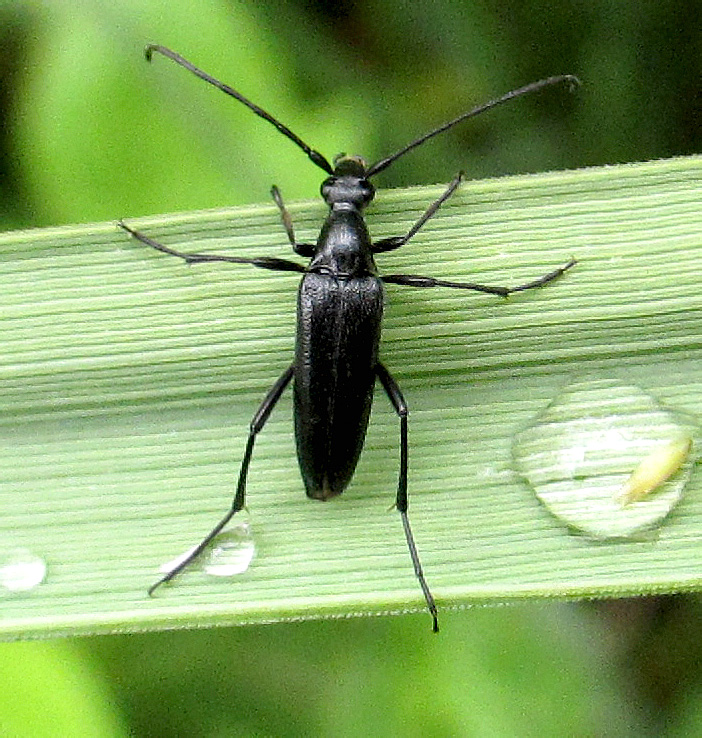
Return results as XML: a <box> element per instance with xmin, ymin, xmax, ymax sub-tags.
<box><xmin>158</xmin><ymin>518</ymin><xmax>256</xmax><ymax>579</ymax></box>
<box><xmin>512</xmin><ymin>380</ymin><xmax>698</xmax><ymax>539</ymax></box>
<box><xmin>204</xmin><ymin>521</ymin><xmax>255</xmax><ymax>577</ymax></box>
<box><xmin>0</xmin><ymin>549</ymin><xmax>47</xmax><ymax>592</ymax></box>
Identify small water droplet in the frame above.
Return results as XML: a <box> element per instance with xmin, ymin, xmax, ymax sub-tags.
<box><xmin>512</xmin><ymin>380</ymin><xmax>698</xmax><ymax>539</ymax></box>
<box><xmin>204</xmin><ymin>522</ymin><xmax>255</xmax><ymax>577</ymax></box>
<box><xmin>158</xmin><ymin>518</ymin><xmax>256</xmax><ymax>579</ymax></box>
<box><xmin>0</xmin><ymin>549</ymin><xmax>47</xmax><ymax>592</ymax></box>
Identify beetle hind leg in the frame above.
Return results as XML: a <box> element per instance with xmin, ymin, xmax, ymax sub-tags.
<box><xmin>148</xmin><ymin>365</ymin><xmax>294</xmax><ymax>594</ymax></box>
<box><xmin>377</xmin><ymin>363</ymin><xmax>439</xmax><ymax>633</ymax></box>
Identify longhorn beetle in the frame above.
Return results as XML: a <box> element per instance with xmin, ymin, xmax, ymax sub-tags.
<box><xmin>120</xmin><ymin>44</ymin><xmax>578</xmax><ymax>632</ymax></box>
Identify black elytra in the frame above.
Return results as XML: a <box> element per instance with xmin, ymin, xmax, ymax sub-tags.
<box><xmin>119</xmin><ymin>44</ymin><xmax>579</xmax><ymax>632</ymax></box>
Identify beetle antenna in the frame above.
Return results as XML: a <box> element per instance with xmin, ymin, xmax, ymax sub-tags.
<box><xmin>144</xmin><ymin>44</ymin><xmax>335</xmax><ymax>175</ymax></box>
<box><xmin>366</xmin><ymin>74</ymin><xmax>580</xmax><ymax>177</ymax></box>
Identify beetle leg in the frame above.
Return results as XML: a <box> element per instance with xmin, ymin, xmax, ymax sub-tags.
<box><xmin>382</xmin><ymin>257</ymin><xmax>576</xmax><ymax>296</ymax></box>
<box><xmin>372</xmin><ymin>171</ymin><xmax>463</xmax><ymax>254</ymax></box>
<box><xmin>148</xmin><ymin>365</ymin><xmax>294</xmax><ymax>595</ymax></box>
<box><xmin>270</xmin><ymin>185</ymin><xmax>316</xmax><ymax>257</ymax></box>
<box><xmin>376</xmin><ymin>363</ymin><xmax>438</xmax><ymax>633</ymax></box>
<box><xmin>119</xmin><ymin>220</ymin><xmax>307</xmax><ymax>273</ymax></box>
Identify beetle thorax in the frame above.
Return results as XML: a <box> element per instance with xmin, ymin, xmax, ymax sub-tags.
<box><xmin>311</xmin><ymin>207</ymin><xmax>377</xmax><ymax>277</ymax></box>
<box><xmin>321</xmin><ymin>174</ymin><xmax>375</xmax><ymax>210</ymax></box>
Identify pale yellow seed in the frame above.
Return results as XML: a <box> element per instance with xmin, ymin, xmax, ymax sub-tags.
<box><xmin>616</xmin><ymin>437</ymin><xmax>693</xmax><ymax>506</ymax></box>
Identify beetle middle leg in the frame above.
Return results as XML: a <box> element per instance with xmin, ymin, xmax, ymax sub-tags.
<box><xmin>376</xmin><ymin>362</ymin><xmax>438</xmax><ymax>633</ymax></box>
<box><xmin>381</xmin><ymin>257</ymin><xmax>576</xmax><ymax>296</ymax></box>
<box><xmin>118</xmin><ymin>220</ymin><xmax>306</xmax><ymax>274</ymax></box>
<box><xmin>148</xmin><ymin>365</ymin><xmax>294</xmax><ymax>595</ymax></box>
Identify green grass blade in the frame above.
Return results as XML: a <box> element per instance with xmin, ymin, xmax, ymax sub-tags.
<box><xmin>1</xmin><ymin>156</ymin><xmax>700</xmax><ymax>639</ymax></box>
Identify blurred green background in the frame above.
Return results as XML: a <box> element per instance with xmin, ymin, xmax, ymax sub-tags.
<box><xmin>1</xmin><ymin>0</ymin><xmax>701</xmax><ymax>734</ymax></box>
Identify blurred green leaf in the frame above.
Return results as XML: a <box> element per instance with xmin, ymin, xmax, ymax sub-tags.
<box><xmin>0</xmin><ymin>640</ymin><xmax>127</xmax><ymax>736</ymax></box>
<box><xmin>15</xmin><ymin>0</ymin><xmax>373</xmax><ymax>224</ymax></box>
<box><xmin>87</xmin><ymin>607</ymin><xmax>643</xmax><ymax>736</ymax></box>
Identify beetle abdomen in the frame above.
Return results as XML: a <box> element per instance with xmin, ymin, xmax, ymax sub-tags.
<box><xmin>294</xmin><ymin>272</ymin><xmax>384</xmax><ymax>499</ymax></box>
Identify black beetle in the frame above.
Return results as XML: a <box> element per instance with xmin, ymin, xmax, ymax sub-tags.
<box><xmin>120</xmin><ymin>45</ymin><xmax>578</xmax><ymax>631</ymax></box>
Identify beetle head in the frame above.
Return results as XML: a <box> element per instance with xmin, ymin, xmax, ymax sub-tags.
<box><xmin>320</xmin><ymin>155</ymin><xmax>375</xmax><ymax>208</ymax></box>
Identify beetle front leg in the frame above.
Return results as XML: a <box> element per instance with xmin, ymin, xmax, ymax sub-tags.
<box><xmin>376</xmin><ymin>363</ymin><xmax>438</xmax><ymax>633</ymax></box>
<box><xmin>373</xmin><ymin>171</ymin><xmax>464</xmax><ymax>254</ymax></box>
<box><xmin>270</xmin><ymin>185</ymin><xmax>316</xmax><ymax>258</ymax></box>
<box><xmin>148</xmin><ymin>365</ymin><xmax>294</xmax><ymax>595</ymax></box>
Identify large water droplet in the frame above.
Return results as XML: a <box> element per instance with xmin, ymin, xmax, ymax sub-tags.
<box><xmin>512</xmin><ymin>380</ymin><xmax>698</xmax><ymax>539</ymax></box>
<box><xmin>0</xmin><ymin>549</ymin><xmax>47</xmax><ymax>592</ymax></box>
